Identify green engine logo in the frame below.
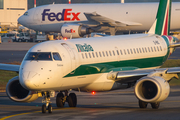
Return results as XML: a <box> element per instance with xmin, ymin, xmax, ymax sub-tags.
<box><xmin>76</xmin><ymin>43</ymin><xmax>94</xmax><ymax>52</ymax></box>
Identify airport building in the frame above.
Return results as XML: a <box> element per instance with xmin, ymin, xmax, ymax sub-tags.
<box><xmin>0</xmin><ymin>0</ymin><xmax>27</xmax><ymax>32</ymax></box>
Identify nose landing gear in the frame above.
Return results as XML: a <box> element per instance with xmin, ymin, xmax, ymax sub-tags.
<box><xmin>42</xmin><ymin>92</ymin><xmax>53</xmax><ymax>113</ymax></box>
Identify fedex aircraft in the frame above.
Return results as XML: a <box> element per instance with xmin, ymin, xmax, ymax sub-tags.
<box><xmin>18</xmin><ymin>2</ymin><xmax>180</xmax><ymax>38</ymax></box>
<box><xmin>1</xmin><ymin>0</ymin><xmax>180</xmax><ymax>113</ymax></box>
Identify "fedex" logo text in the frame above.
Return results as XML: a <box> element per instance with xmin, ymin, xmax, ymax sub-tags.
<box><xmin>65</xmin><ymin>29</ymin><xmax>76</xmax><ymax>33</ymax></box>
<box><xmin>42</xmin><ymin>9</ymin><xmax>81</xmax><ymax>21</ymax></box>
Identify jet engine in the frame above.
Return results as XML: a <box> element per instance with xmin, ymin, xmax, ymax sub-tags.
<box><xmin>6</xmin><ymin>76</ymin><xmax>38</xmax><ymax>103</ymax></box>
<box><xmin>61</xmin><ymin>24</ymin><xmax>93</xmax><ymax>38</ymax></box>
<box><xmin>134</xmin><ymin>76</ymin><xmax>170</xmax><ymax>103</ymax></box>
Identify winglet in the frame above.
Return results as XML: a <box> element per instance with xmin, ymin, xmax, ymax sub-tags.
<box><xmin>148</xmin><ymin>0</ymin><xmax>172</xmax><ymax>35</ymax></box>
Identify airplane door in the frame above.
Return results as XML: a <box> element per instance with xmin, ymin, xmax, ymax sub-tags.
<box><xmin>61</xmin><ymin>43</ymin><xmax>76</xmax><ymax>71</ymax></box>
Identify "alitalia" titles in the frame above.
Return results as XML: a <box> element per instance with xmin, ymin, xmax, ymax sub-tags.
<box><xmin>76</xmin><ymin>43</ymin><xmax>94</xmax><ymax>52</ymax></box>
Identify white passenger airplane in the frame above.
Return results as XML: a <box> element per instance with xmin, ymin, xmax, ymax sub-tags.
<box><xmin>18</xmin><ymin>2</ymin><xmax>180</xmax><ymax>38</ymax></box>
<box><xmin>0</xmin><ymin>0</ymin><xmax>180</xmax><ymax>113</ymax></box>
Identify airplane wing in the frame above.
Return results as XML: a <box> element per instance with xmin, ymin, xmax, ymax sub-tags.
<box><xmin>0</xmin><ymin>63</ymin><xmax>20</xmax><ymax>72</ymax></box>
<box><xmin>170</xmin><ymin>43</ymin><xmax>180</xmax><ymax>48</ymax></box>
<box><xmin>84</xmin><ymin>12</ymin><xmax>142</xmax><ymax>27</ymax></box>
<box><xmin>107</xmin><ymin>67</ymin><xmax>180</xmax><ymax>82</ymax></box>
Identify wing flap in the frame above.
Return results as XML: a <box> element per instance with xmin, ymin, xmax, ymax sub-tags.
<box><xmin>0</xmin><ymin>64</ymin><xmax>20</xmax><ymax>72</ymax></box>
<box><xmin>107</xmin><ymin>67</ymin><xmax>180</xmax><ymax>82</ymax></box>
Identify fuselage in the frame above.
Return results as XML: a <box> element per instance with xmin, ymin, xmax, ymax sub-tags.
<box><xmin>19</xmin><ymin>33</ymin><xmax>176</xmax><ymax>92</ymax></box>
<box><xmin>18</xmin><ymin>3</ymin><xmax>180</xmax><ymax>33</ymax></box>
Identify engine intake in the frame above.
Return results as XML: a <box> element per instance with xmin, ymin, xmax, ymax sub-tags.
<box><xmin>6</xmin><ymin>76</ymin><xmax>38</xmax><ymax>103</ymax></box>
<box><xmin>135</xmin><ymin>76</ymin><xmax>170</xmax><ymax>103</ymax></box>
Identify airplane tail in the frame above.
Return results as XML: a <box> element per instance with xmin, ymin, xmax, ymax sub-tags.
<box><xmin>148</xmin><ymin>0</ymin><xmax>172</xmax><ymax>35</ymax></box>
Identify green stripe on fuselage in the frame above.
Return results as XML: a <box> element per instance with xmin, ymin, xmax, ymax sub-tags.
<box><xmin>64</xmin><ymin>55</ymin><xmax>169</xmax><ymax>78</ymax></box>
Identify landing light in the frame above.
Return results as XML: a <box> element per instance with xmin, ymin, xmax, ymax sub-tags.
<box><xmin>63</xmin><ymin>37</ymin><xmax>67</xmax><ymax>40</ymax></box>
<box><xmin>92</xmin><ymin>91</ymin><xmax>95</xmax><ymax>95</ymax></box>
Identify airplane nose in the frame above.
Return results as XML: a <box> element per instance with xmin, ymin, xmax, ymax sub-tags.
<box><xmin>18</xmin><ymin>16</ymin><xmax>24</xmax><ymax>25</ymax></box>
<box><xmin>20</xmin><ymin>71</ymin><xmax>41</xmax><ymax>90</ymax></box>
<box><xmin>18</xmin><ymin>16</ymin><xmax>29</xmax><ymax>27</ymax></box>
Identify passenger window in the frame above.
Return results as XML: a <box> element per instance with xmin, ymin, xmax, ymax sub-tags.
<box><xmin>157</xmin><ymin>46</ymin><xmax>159</xmax><ymax>51</ymax></box>
<box><xmin>148</xmin><ymin>47</ymin><xmax>151</xmax><ymax>52</ymax></box>
<box><xmin>151</xmin><ymin>47</ymin><xmax>154</xmax><ymax>52</ymax></box>
<box><xmin>130</xmin><ymin>49</ymin><xmax>133</xmax><ymax>54</ymax></box>
<box><xmin>96</xmin><ymin>52</ymin><xmax>98</xmax><ymax>57</ymax></box>
<box><xmin>139</xmin><ymin>48</ymin><xmax>142</xmax><ymax>53</ymax></box>
<box><xmin>53</xmin><ymin>53</ymin><xmax>62</xmax><ymax>61</ymax></box>
<box><xmin>133</xmin><ymin>48</ymin><xmax>136</xmax><ymax>54</ymax></box>
<box><xmin>127</xmin><ymin>49</ymin><xmax>130</xmax><ymax>54</ymax></box>
<box><xmin>89</xmin><ymin>53</ymin><xmax>91</xmax><ymax>58</ymax></box>
<box><xmin>99</xmin><ymin>52</ymin><xmax>102</xmax><ymax>57</ymax></box>
<box><xmin>109</xmin><ymin>51</ymin><xmax>112</xmax><ymax>56</ymax></box>
<box><xmin>145</xmin><ymin>48</ymin><xmax>147</xmax><ymax>52</ymax></box>
<box><xmin>102</xmin><ymin>51</ymin><xmax>105</xmax><ymax>57</ymax></box>
<box><xmin>154</xmin><ymin>47</ymin><xmax>156</xmax><ymax>52</ymax></box>
<box><xmin>113</xmin><ymin>51</ymin><xmax>115</xmax><ymax>56</ymax></box>
<box><xmin>120</xmin><ymin>50</ymin><xmax>123</xmax><ymax>55</ymax></box>
<box><xmin>85</xmin><ymin>53</ymin><xmax>88</xmax><ymax>58</ymax></box>
<box><xmin>142</xmin><ymin>48</ymin><xmax>145</xmax><ymax>53</ymax></box>
<box><xmin>124</xmin><ymin>49</ymin><xmax>126</xmax><ymax>55</ymax></box>
<box><xmin>106</xmin><ymin>51</ymin><xmax>108</xmax><ymax>56</ymax></box>
<box><xmin>136</xmin><ymin>48</ymin><xmax>139</xmax><ymax>53</ymax></box>
<box><xmin>81</xmin><ymin>53</ymin><xmax>84</xmax><ymax>59</ymax></box>
<box><xmin>92</xmin><ymin>52</ymin><xmax>95</xmax><ymax>58</ymax></box>
<box><xmin>160</xmin><ymin>46</ymin><xmax>162</xmax><ymax>51</ymax></box>
<box><xmin>116</xmin><ymin>50</ymin><xmax>119</xmax><ymax>55</ymax></box>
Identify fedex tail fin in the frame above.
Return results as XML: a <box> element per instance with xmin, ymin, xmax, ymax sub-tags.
<box><xmin>148</xmin><ymin>0</ymin><xmax>171</xmax><ymax>35</ymax></box>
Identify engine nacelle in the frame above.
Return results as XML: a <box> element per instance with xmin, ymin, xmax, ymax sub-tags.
<box><xmin>135</xmin><ymin>76</ymin><xmax>170</xmax><ymax>103</ymax></box>
<box><xmin>6</xmin><ymin>76</ymin><xmax>38</xmax><ymax>103</ymax></box>
<box><xmin>61</xmin><ymin>24</ymin><xmax>92</xmax><ymax>38</ymax></box>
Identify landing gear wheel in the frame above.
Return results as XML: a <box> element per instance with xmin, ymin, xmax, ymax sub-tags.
<box><xmin>56</xmin><ymin>92</ymin><xmax>65</xmax><ymax>108</ymax></box>
<box><xmin>48</xmin><ymin>104</ymin><xmax>52</xmax><ymax>113</ymax></box>
<box><xmin>139</xmin><ymin>100</ymin><xmax>148</xmax><ymax>108</ymax></box>
<box><xmin>42</xmin><ymin>104</ymin><xmax>46</xmax><ymax>113</ymax></box>
<box><xmin>151</xmin><ymin>102</ymin><xmax>160</xmax><ymax>109</ymax></box>
<box><xmin>68</xmin><ymin>93</ymin><xmax>77</xmax><ymax>107</ymax></box>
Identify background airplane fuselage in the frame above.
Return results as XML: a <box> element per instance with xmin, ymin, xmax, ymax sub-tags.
<box><xmin>18</xmin><ymin>3</ymin><xmax>180</xmax><ymax>33</ymax></box>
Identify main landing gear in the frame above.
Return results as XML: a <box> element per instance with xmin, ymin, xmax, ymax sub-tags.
<box><xmin>56</xmin><ymin>91</ymin><xmax>77</xmax><ymax>108</ymax></box>
<box><xmin>41</xmin><ymin>91</ymin><xmax>77</xmax><ymax>113</ymax></box>
<box><xmin>139</xmin><ymin>100</ymin><xmax>160</xmax><ymax>109</ymax></box>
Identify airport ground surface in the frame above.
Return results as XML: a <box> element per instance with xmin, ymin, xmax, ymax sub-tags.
<box><xmin>1</xmin><ymin>43</ymin><xmax>180</xmax><ymax>119</ymax></box>
<box><xmin>0</xmin><ymin>87</ymin><xmax>180</xmax><ymax>120</ymax></box>
<box><xmin>0</xmin><ymin>42</ymin><xmax>180</xmax><ymax>63</ymax></box>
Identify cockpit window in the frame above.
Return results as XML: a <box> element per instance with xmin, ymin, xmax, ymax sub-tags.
<box><xmin>25</xmin><ymin>52</ymin><xmax>52</xmax><ymax>61</ymax></box>
<box><xmin>53</xmin><ymin>52</ymin><xmax>62</xmax><ymax>61</ymax></box>
<box><xmin>24</xmin><ymin>12</ymin><xmax>28</xmax><ymax>16</ymax></box>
